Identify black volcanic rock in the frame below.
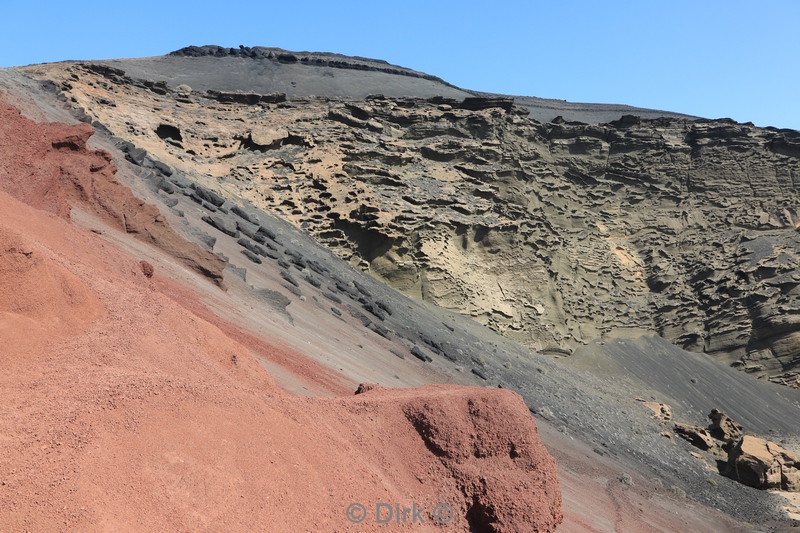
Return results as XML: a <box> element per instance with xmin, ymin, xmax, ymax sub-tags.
<box><xmin>202</xmin><ymin>215</ymin><xmax>238</xmax><ymax>237</ymax></box>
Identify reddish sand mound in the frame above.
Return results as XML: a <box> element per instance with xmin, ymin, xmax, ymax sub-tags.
<box><xmin>341</xmin><ymin>385</ymin><xmax>564</xmax><ymax>532</ymax></box>
<box><xmin>0</xmin><ymin>226</ymin><xmax>104</xmax><ymax>359</ymax></box>
<box><xmin>0</xmin><ymin>103</ymin><xmax>225</xmax><ymax>286</ymax></box>
<box><xmin>0</xmin><ymin>205</ymin><xmax>561</xmax><ymax>530</ymax></box>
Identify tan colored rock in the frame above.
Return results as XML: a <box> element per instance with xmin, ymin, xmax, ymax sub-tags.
<box><xmin>638</xmin><ymin>400</ymin><xmax>672</xmax><ymax>421</ymax></box>
<box><xmin>249</xmin><ymin>127</ymin><xmax>289</xmax><ymax>148</ymax></box>
<box><xmin>674</xmin><ymin>422</ymin><xmax>717</xmax><ymax>451</ymax></box>
<box><xmin>25</xmin><ymin>60</ymin><xmax>800</xmax><ymax>383</ymax></box>
<box><xmin>707</xmin><ymin>409</ymin><xmax>743</xmax><ymax>447</ymax></box>
<box><xmin>727</xmin><ymin>435</ymin><xmax>800</xmax><ymax>491</ymax></box>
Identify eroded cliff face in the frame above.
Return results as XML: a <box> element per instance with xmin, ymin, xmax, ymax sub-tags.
<box><xmin>22</xmin><ymin>61</ymin><xmax>800</xmax><ymax>384</ymax></box>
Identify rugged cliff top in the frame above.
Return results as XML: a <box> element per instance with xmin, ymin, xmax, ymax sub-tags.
<box><xmin>84</xmin><ymin>44</ymin><xmax>700</xmax><ymax>123</ymax></box>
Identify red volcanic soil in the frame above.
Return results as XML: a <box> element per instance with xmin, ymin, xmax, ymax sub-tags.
<box><xmin>0</xmin><ymin>103</ymin><xmax>225</xmax><ymax>287</ymax></box>
<box><xmin>0</xmin><ymin>105</ymin><xmax>561</xmax><ymax>531</ymax></box>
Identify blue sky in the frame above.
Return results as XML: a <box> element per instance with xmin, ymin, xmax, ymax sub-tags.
<box><xmin>2</xmin><ymin>1</ymin><xmax>798</xmax><ymax>129</ymax></box>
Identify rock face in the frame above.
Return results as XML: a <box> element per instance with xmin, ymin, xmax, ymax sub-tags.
<box><xmin>674</xmin><ymin>422</ymin><xmax>718</xmax><ymax>451</ymax></box>
<box><xmin>379</xmin><ymin>385</ymin><xmax>563</xmax><ymax>532</ymax></box>
<box><xmin>19</xmin><ymin>57</ymin><xmax>800</xmax><ymax>383</ymax></box>
<box><xmin>727</xmin><ymin>436</ymin><xmax>800</xmax><ymax>491</ymax></box>
<box><xmin>708</xmin><ymin>408</ymin><xmax>744</xmax><ymax>446</ymax></box>
<box><xmin>170</xmin><ymin>45</ymin><xmax>456</xmax><ymax>87</ymax></box>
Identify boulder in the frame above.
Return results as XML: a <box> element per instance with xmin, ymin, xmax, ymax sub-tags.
<box><xmin>280</xmin><ymin>270</ymin><xmax>299</xmax><ymax>287</ymax></box>
<box><xmin>411</xmin><ymin>345</ymin><xmax>433</xmax><ymax>362</ymax></box>
<box><xmin>201</xmin><ymin>215</ymin><xmax>239</xmax><ymax>237</ymax></box>
<box><xmin>726</xmin><ymin>435</ymin><xmax>800</xmax><ymax>491</ymax></box>
<box><xmin>237</xmin><ymin>237</ymin><xmax>266</xmax><ymax>257</ymax></box>
<box><xmin>674</xmin><ymin>422</ymin><xmax>717</xmax><ymax>451</ymax></box>
<box><xmin>257</xmin><ymin>226</ymin><xmax>278</xmax><ymax>242</ymax></box>
<box><xmin>240</xmin><ymin>249</ymin><xmax>262</xmax><ymax>264</ymax></box>
<box><xmin>195</xmin><ymin>186</ymin><xmax>226</xmax><ymax>207</ymax></box>
<box><xmin>707</xmin><ymin>409</ymin><xmax>743</xmax><ymax>447</ymax></box>
<box><xmin>637</xmin><ymin>400</ymin><xmax>672</xmax><ymax>421</ymax></box>
<box><xmin>231</xmin><ymin>205</ymin><xmax>260</xmax><ymax>225</ymax></box>
<box><xmin>236</xmin><ymin>218</ymin><xmax>261</xmax><ymax>240</ymax></box>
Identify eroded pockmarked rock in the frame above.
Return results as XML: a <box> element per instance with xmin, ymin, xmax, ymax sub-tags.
<box><xmin>727</xmin><ymin>435</ymin><xmax>800</xmax><ymax>491</ymax></box>
<box><xmin>386</xmin><ymin>386</ymin><xmax>563</xmax><ymax>532</ymax></box>
<box><xmin>708</xmin><ymin>408</ymin><xmax>744</xmax><ymax>446</ymax></box>
<box><xmin>22</xmin><ymin>59</ymin><xmax>800</xmax><ymax>383</ymax></box>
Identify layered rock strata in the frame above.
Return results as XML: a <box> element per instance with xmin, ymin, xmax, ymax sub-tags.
<box><xmin>22</xmin><ymin>60</ymin><xmax>800</xmax><ymax>382</ymax></box>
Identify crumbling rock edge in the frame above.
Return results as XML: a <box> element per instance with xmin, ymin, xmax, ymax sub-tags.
<box><xmin>0</xmin><ymin>102</ymin><xmax>226</xmax><ymax>287</ymax></box>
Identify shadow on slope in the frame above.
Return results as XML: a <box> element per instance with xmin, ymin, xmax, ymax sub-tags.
<box><xmin>570</xmin><ymin>335</ymin><xmax>800</xmax><ymax>434</ymax></box>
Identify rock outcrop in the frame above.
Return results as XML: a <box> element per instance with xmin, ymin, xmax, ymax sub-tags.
<box><xmin>708</xmin><ymin>408</ymin><xmax>744</xmax><ymax>448</ymax></box>
<box><xmin>727</xmin><ymin>436</ymin><xmax>800</xmax><ymax>491</ymax></box>
<box><xmin>368</xmin><ymin>385</ymin><xmax>563</xmax><ymax>532</ymax></box>
<box><xmin>19</xmin><ymin>59</ymin><xmax>800</xmax><ymax>383</ymax></box>
<box><xmin>637</xmin><ymin>399</ymin><xmax>672</xmax><ymax>421</ymax></box>
<box><xmin>170</xmin><ymin>45</ymin><xmax>456</xmax><ymax>87</ymax></box>
<box><xmin>674</xmin><ymin>422</ymin><xmax>718</xmax><ymax>451</ymax></box>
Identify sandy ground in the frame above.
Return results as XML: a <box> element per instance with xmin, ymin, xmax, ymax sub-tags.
<box><xmin>0</xmin><ymin>180</ymin><xmax>561</xmax><ymax>532</ymax></box>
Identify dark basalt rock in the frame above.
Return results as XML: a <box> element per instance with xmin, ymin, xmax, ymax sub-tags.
<box><xmin>322</xmin><ymin>291</ymin><xmax>342</xmax><ymax>304</ymax></box>
<box><xmin>168</xmin><ymin>45</ymin><xmax>455</xmax><ymax>87</ymax></box>
<box><xmin>411</xmin><ymin>346</ymin><xmax>433</xmax><ymax>362</ymax></box>
<box><xmin>253</xmin><ymin>288</ymin><xmax>291</xmax><ymax>314</ymax></box>
<box><xmin>258</xmin><ymin>226</ymin><xmax>278</xmax><ymax>242</ymax></box>
<box><xmin>280</xmin><ymin>270</ymin><xmax>299</xmax><ymax>287</ymax></box>
<box><xmin>231</xmin><ymin>205</ymin><xmax>260</xmax><ymax>224</ymax></box>
<box><xmin>363</xmin><ymin>302</ymin><xmax>386</xmax><ymax>321</ymax></box>
<box><xmin>236</xmin><ymin>219</ymin><xmax>261</xmax><ymax>240</ymax></box>
<box><xmin>194</xmin><ymin>186</ymin><xmax>225</xmax><ymax>207</ymax></box>
<box><xmin>201</xmin><ymin>215</ymin><xmax>239</xmax><ymax>237</ymax></box>
<box><xmin>238</xmin><ymin>237</ymin><xmax>267</xmax><ymax>257</ymax></box>
<box><xmin>241</xmin><ymin>249</ymin><xmax>262</xmax><ymax>264</ymax></box>
<box><xmin>335</xmin><ymin>282</ymin><xmax>359</xmax><ymax>300</ymax></box>
<box><xmin>158</xmin><ymin>195</ymin><xmax>178</xmax><ymax>208</ymax></box>
<box><xmin>206</xmin><ymin>90</ymin><xmax>286</xmax><ymax>105</ymax></box>
<box><xmin>282</xmin><ymin>283</ymin><xmax>301</xmax><ymax>297</ymax></box>
<box><xmin>457</xmin><ymin>97</ymin><xmax>514</xmax><ymax>112</ymax></box>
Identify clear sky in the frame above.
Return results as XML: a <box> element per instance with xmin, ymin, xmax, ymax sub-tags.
<box><xmin>2</xmin><ymin>1</ymin><xmax>798</xmax><ymax>129</ymax></box>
